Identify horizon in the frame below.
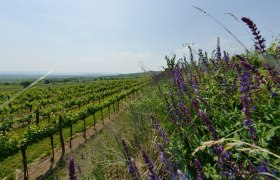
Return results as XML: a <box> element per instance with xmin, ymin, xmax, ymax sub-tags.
<box><xmin>0</xmin><ymin>0</ymin><xmax>280</xmax><ymax>73</ymax></box>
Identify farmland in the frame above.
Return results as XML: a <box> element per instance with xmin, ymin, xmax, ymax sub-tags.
<box><xmin>0</xmin><ymin>75</ymin><xmax>148</xmax><ymax>179</ymax></box>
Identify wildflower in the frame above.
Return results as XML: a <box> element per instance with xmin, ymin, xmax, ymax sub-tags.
<box><xmin>151</xmin><ymin>115</ymin><xmax>170</xmax><ymax>144</ymax></box>
<box><xmin>194</xmin><ymin>158</ymin><xmax>204</xmax><ymax>180</ymax></box>
<box><xmin>241</xmin><ymin>94</ymin><xmax>257</xmax><ymax>140</ymax></box>
<box><xmin>239</xmin><ymin>67</ymin><xmax>250</xmax><ymax>93</ymax></box>
<box><xmin>216</xmin><ymin>37</ymin><xmax>221</xmax><ymax>60</ymax></box>
<box><xmin>198</xmin><ymin>109</ymin><xmax>217</xmax><ymax>140</ymax></box>
<box><xmin>257</xmin><ymin>162</ymin><xmax>269</xmax><ymax>173</ymax></box>
<box><xmin>158</xmin><ymin>143</ymin><xmax>174</xmax><ymax>178</ymax></box>
<box><xmin>170</xmin><ymin>91</ymin><xmax>182</xmax><ymax>121</ymax></box>
<box><xmin>223</xmin><ymin>51</ymin><xmax>229</xmax><ymax>62</ymax></box>
<box><xmin>241</xmin><ymin>17</ymin><xmax>266</xmax><ymax>53</ymax></box>
<box><xmin>210</xmin><ymin>59</ymin><xmax>217</xmax><ymax>72</ymax></box>
<box><xmin>142</xmin><ymin>149</ymin><xmax>158</xmax><ymax>180</ymax></box>
<box><xmin>68</xmin><ymin>156</ymin><xmax>77</xmax><ymax>180</ymax></box>
<box><xmin>191</xmin><ymin>99</ymin><xmax>200</xmax><ymax>112</ymax></box>
<box><xmin>121</xmin><ymin>138</ymin><xmax>139</xmax><ymax>179</ymax></box>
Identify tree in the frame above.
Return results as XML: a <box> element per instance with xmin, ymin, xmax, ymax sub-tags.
<box><xmin>20</xmin><ymin>81</ymin><xmax>32</xmax><ymax>88</ymax></box>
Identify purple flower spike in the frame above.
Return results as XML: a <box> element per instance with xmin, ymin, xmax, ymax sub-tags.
<box><xmin>257</xmin><ymin>162</ymin><xmax>269</xmax><ymax>173</ymax></box>
<box><xmin>241</xmin><ymin>94</ymin><xmax>257</xmax><ymax>140</ymax></box>
<box><xmin>241</xmin><ymin>17</ymin><xmax>266</xmax><ymax>53</ymax></box>
<box><xmin>69</xmin><ymin>156</ymin><xmax>77</xmax><ymax>180</ymax></box>
<box><xmin>142</xmin><ymin>149</ymin><xmax>158</xmax><ymax>180</ymax></box>
<box><xmin>198</xmin><ymin>109</ymin><xmax>217</xmax><ymax>140</ymax></box>
<box><xmin>194</xmin><ymin>158</ymin><xmax>204</xmax><ymax>180</ymax></box>
<box><xmin>121</xmin><ymin>138</ymin><xmax>139</xmax><ymax>179</ymax></box>
<box><xmin>216</xmin><ymin>37</ymin><xmax>221</xmax><ymax>60</ymax></box>
<box><xmin>191</xmin><ymin>99</ymin><xmax>200</xmax><ymax>112</ymax></box>
<box><xmin>151</xmin><ymin>115</ymin><xmax>170</xmax><ymax>144</ymax></box>
<box><xmin>239</xmin><ymin>67</ymin><xmax>251</xmax><ymax>93</ymax></box>
<box><xmin>223</xmin><ymin>51</ymin><xmax>229</xmax><ymax>62</ymax></box>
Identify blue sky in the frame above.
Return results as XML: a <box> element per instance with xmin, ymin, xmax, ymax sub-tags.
<box><xmin>0</xmin><ymin>0</ymin><xmax>279</xmax><ymax>74</ymax></box>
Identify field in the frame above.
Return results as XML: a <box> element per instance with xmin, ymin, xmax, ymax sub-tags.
<box><xmin>0</xmin><ymin>75</ymin><xmax>148</xmax><ymax>179</ymax></box>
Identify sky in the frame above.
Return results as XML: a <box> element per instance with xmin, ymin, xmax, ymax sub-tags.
<box><xmin>0</xmin><ymin>0</ymin><xmax>279</xmax><ymax>74</ymax></box>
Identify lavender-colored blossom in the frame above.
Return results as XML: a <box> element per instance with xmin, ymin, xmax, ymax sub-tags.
<box><xmin>158</xmin><ymin>143</ymin><xmax>174</xmax><ymax>178</ymax></box>
<box><xmin>177</xmin><ymin>71</ymin><xmax>188</xmax><ymax>94</ymax></box>
<box><xmin>68</xmin><ymin>156</ymin><xmax>77</xmax><ymax>180</ymax></box>
<box><xmin>257</xmin><ymin>162</ymin><xmax>269</xmax><ymax>173</ymax></box>
<box><xmin>241</xmin><ymin>94</ymin><xmax>257</xmax><ymax>140</ymax></box>
<box><xmin>151</xmin><ymin>115</ymin><xmax>170</xmax><ymax>144</ymax></box>
<box><xmin>194</xmin><ymin>158</ymin><xmax>204</xmax><ymax>180</ymax></box>
<box><xmin>121</xmin><ymin>138</ymin><xmax>139</xmax><ymax>179</ymax></box>
<box><xmin>142</xmin><ymin>149</ymin><xmax>158</xmax><ymax>180</ymax></box>
<box><xmin>239</xmin><ymin>67</ymin><xmax>251</xmax><ymax>93</ymax></box>
<box><xmin>216</xmin><ymin>37</ymin><xmax>221</xmax><ymax>60</ymax></box>
<box><xmin>191</xmin><ymin>99</ymin><xmax>200</xmax><ymax>112</ymax></box>
<box><xmin>223</xmin><ymin>51</ymin><xmax>229</xmax><ymax>62</ymax></box>
<box><xmin>179</xmin><ymin>104</ymin><xmax>192</xmax><ymax>123</ymax></box>
<box><xmin>170</xmin><ymin>91</ymin><xmax>182</xmax><ymax>121</ymax></box>
<box><xmin>241</xmin><ymin>17</ymin><xmax>266</xmax><ymax>53</ymax></box>
<box><xmin>158</xmin><ymin>143</ymin><xmax>168</xmax><ymax>163</ymax></box>
<box><xmin>198</xmin><ymin>109</ymin><xmax>217</xmax><ymax>140</ymax></box>
<box><xmin>210</xmin><ymin>59</ymin><xmax>217</xmax><ymax>72</ymax></box>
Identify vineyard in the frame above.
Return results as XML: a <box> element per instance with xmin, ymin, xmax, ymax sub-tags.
<box><xmin>0</xmin><ymin>77</ymin><xmax>147</xmax><ymax>179</ymax></box>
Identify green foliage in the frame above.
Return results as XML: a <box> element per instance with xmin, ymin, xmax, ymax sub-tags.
<box><xmin>20</xmin><ymin>81</ymin><xmax>32</xmax><ymax>88</ymax></box>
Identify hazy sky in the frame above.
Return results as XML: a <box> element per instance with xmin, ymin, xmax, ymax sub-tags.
<box><xmin>0</xmin><ymin>0</ymin><xmax>279</xmax><ymax>74</ymax></box>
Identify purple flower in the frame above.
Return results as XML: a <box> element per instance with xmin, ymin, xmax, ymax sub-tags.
<box><xmin>151</xmin><ymin>115</ymin><xmax>170</xmax><ymax>144</ymax></box>
<box><xmin>179</xmin><ymin>104</ymin><xmax>192</xmax><ymax>123</ymax></box>
<box><xmin>239</xmin><ymin>67</ymin><xmax>251</xmax><ymax>93</ymax></box>
<box><xmin>241</xmin><ymin>17</ymin><xmax>266</xmax><ymax>53</ymax></box>
<box><xmin>68</xmin><ymin>156</ymin><xmax>77</xmax><ymax>180</ymax></box>
<box><xmin>170</xmin><ymin>91</ymin><xmax>182</xmax><ymax>121</ymax></box>
<box><xmin>158</xmin><ymin>143</ymin><xmax>174</xmax><ymax>178</ymax></box>
<box><xmin>257</xmin><ymin>162</ymin><xmax>269</xmax><ymax>173</ymax></box>
<box><xmin>142</xmin><ymin>149</ymin><xmax>158</xmax><ymax>180</ymax></box>
<box><xmin>241</xmin><ymin>94</ymin><xmax>257</xmax><ymax>140</ymax></box>
<box><xmin>198</xmin><ymin>109</ymin><xmax>217</xmax><ymax>140</ymax></box>
<box><xmin>223</xmin><ymin>51</ymin><xmax>229</xmax><ymax>62</ymax></box>
<box><xmin>216</xmin><ymin>37</ymin><xmax>221</xmax><ymax>60</ymax></box>
<box><xmin>191</xmin><ymin>99</ymin><xmax>200</xmax><ymax>112</ymax></box>
<box><xmin>211</xmin><ymin>59</ymin><xmax>217</xmax><ymax>72</ymax></box>
<box><xmin>174</xmin><ymin>68</ymin><xmax>188</xmax><ymax>95</ymax></box>
<box><xmin>194</xmin><ymin>158</ymin><xmax>204</xmax><ymax>180</ymax></box>
<box><xmin>121</xmin><ymin>138</ymin><xmax>139</xmax><ymax>179</ymax></box>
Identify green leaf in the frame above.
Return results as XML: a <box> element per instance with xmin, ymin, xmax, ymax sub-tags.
<box><xmin>264</xmin><ymin>126</ymin><xmax>280</xmax><ymax>141</ymax></box>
